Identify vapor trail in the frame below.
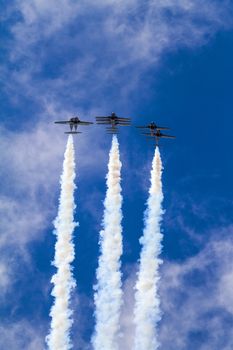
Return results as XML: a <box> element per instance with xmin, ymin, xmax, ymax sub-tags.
<box><xmin>46</xmin><ymin>135</ymin><xmax>77</xmax><ymax>350</ymax></box>
<box><xmin>92</xmin><ymin>135</ymin><xmax>123</xmax><ymax>350</ymax></box>
<box><xmin>133</xmin><ymin>147</ymin><xmax>164</xmax><ymax>350</ymax></box>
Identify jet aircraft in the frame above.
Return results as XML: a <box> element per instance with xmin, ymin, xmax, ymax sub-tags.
<box><xmin>136</xmin><ymin>122</ymin><xmax>169</xmax><ymax>136</ymax></box>
<box><xmin>96</xmin><ymin>112</ymin><xmax>131</xmax><ymax>134</ymax></box>
<box><xmin>142</xmin><ymin>129</ymin><xmax>175</xmax><ymax>145</ymax></box>
<box><xmin>54</xmin><ymin>116</ymin><xmax>93</xmax><ymax>134</ymax></box>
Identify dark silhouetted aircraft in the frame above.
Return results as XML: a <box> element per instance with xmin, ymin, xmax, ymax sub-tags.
<box><xmin>96</xmin><ymin>112</ymin><xmax>131</xmax><ymax>134</ymax></box>
<box><xmin>54</xmin><ymin>117</ymin><xmax>93</xmax><ymax>134</ymax></box>
<box><xmin>142</xmin><ymin>129</ymin><xmax>175</xmax><ymax>146</ymax></box>
<box><xmin>136</xmin><ymin>122</ymin><xmax>169</xmax><ymax>136</ymax></box>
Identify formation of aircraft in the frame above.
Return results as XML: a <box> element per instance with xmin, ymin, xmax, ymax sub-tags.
<box><xmin>54</xmin><ymin>112</ymin><xmax>175</xmax><ymax>145</ymax></box>
<box><xmin>135</xmin><ymin>122</ymin><xmax>175</xmax><ymax>145</ymax></box>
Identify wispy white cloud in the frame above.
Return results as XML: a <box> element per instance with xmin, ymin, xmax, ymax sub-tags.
<box><xmin>0</xmin><ymin>261</ymin><xmax>12</xmax><ymax>293</ymax></box>
<box><xmin>2</xmin><ymin>0</ymin><xmax>232</xmax><ymax>113</ymax></box>
<box><xmin>0</xmin><ymin>320</ymin><xmax>45</xmax><ymax>350</ymax></box>
<box><xmin>160</xmin><ymin>229</ymin><xmax>233</xmax><ymax>350</ymax></box>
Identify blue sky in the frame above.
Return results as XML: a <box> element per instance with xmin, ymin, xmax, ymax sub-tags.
<box><xmin>0</xmin><ymin>0</ymin><xmax>233</xmax><ymax>349</ymax></box>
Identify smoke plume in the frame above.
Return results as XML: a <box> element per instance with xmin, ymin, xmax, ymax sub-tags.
<box><xmin>46</xmin><ymin>135</ymin><xmax>77</xmax><ymax>350</ymax></box>
<box><xmin>92</xmin><ymin>135</ymin><xmax>123</xmax><ymax>350</ymax></box>
<box><xmin>133</xmin><ymin>147</ymin><xmax>164</xmax><ymax>350</ymax></box>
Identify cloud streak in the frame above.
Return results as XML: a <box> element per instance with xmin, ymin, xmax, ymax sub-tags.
<box><xmin>159</xmin><ymin>229</ymin><xmax>233</xmax><ymax>350</ymax></box>
<box><xmin>1</xmin><ymin>0</ymin><xmax>232</xmax><ymax>114</ymax></box>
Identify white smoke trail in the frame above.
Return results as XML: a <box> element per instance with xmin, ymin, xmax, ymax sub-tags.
<box><xmin>92</xmin><ymin>135</ymin><xmax>123</xmax><ymax>350</ymax></box>
<box><xmin>133</xmin><ymin>147</ymin><xmax>164</xmax><ymax>350</ymax></box>
<box><xmin>46</xmin><ymin>135</ymin><xmax>77</xmax><ymax>350</ymax></box>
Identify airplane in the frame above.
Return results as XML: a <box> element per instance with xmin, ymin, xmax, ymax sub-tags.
<box><xmin>142</xmin><ymin>129</ymin><xmax>175</xmax><ymax>146</ymax></box>
<box><xmin>96</xmin><ymin>112</ymin><xmax>131</xmax><ymax>133</ymax></box>
<box><xmin>54</xmin><ymin>116</ymin><xmax>93</xmax><ymax>134</ymax></box>
<box><xmin>136</xmin><ymin>122</ymin><xmax>170</xmax><ymax>136</ymax></box>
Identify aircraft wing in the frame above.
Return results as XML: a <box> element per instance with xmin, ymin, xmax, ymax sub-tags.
<box><xmin>78</xmin><ymin>121</ymin><xmax>93</xmax><ymax>125</ymax></box>
<box><xmin>54</xmin><ymin>121</ymin><xmax>70</xmax><ymax>124</ymax></box>
<box><xmin>157</xmin><ymin>126</ymin><xmax>170</xmax><ymax>130</ymax></box>
<box><xmin>96</xmin><ymin>116</ymin><xmax>111</xmax><ymax>120</ymax></box>
<box><xmin>96</xmin><ymin>121</ymin><xmax>130</xmax><ymax>125</ymax></box>
<box><xmin>96</xmin><ymin>118</ymin><xmax>111</xmax><ymax>123</ymax></box>
<box><xmin>161</xmin><ymin>134</ymin><xmax>175</xmax><ymax>139</ymax></box>
<box><xmin>96</xmin><ymin>116</ymin><xmax>131</xmax><ymax>120</ymax></box>
<box><xmin>136</xmin><ymin>125</ymin><xmax>170</xmax><ymax>129</ymax></box>
<box><xmin>96</xmin><ymin>121</ymin><xmax>112</xmax><ymax>124</ymax></box>
<box><xmin>116</xmin><ymin>118</ymin><xmax>131</xmax><ymax>121</ymax></box>
<box><xmin>64</xmin><ymin>131</ymin><xmax>82</xmax><ymax>134</ymax></box>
